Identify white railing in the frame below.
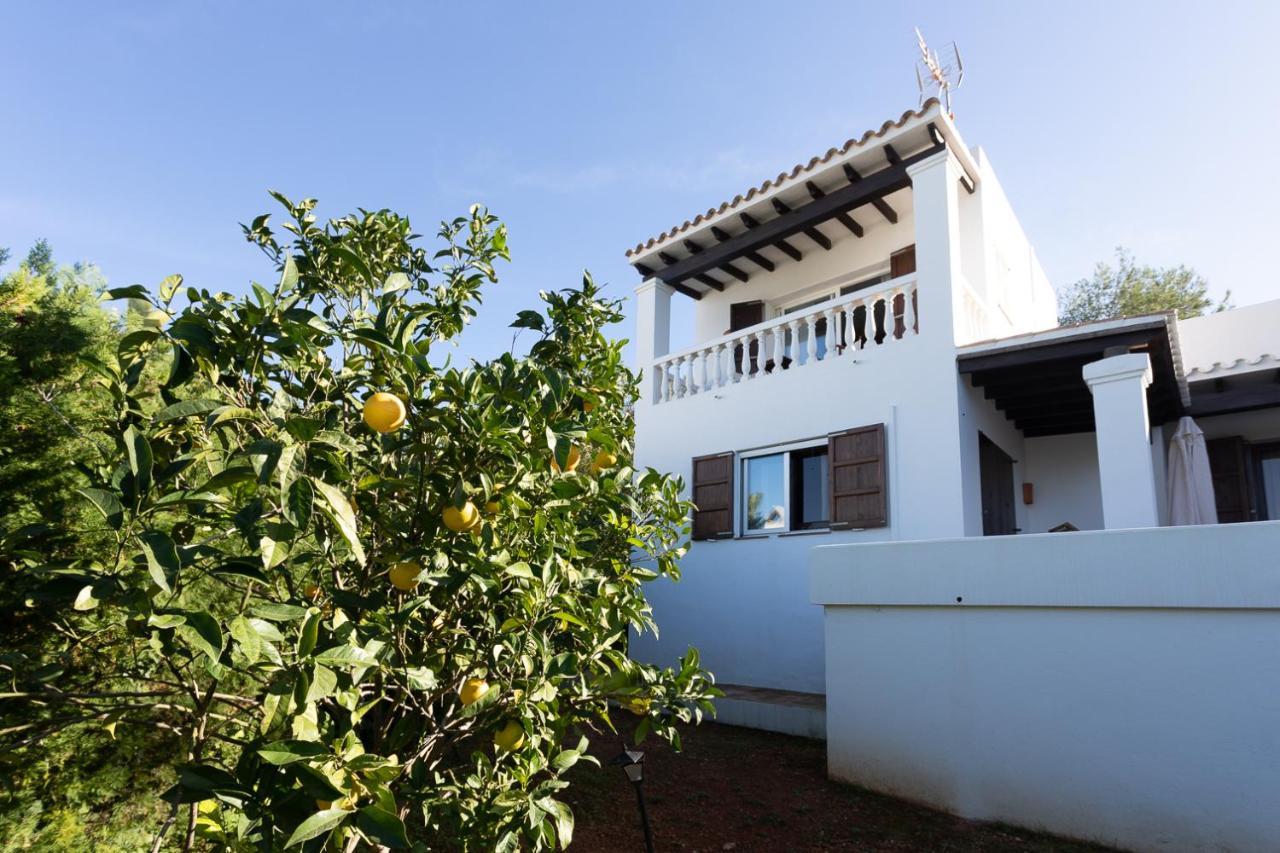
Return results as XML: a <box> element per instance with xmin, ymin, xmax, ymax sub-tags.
<box><xmin>652</xmin><ymin>274</ymin><xmax>918</xmax><ymax>404</ymax></box>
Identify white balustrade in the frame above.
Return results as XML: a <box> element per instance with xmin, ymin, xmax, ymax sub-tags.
<box><xmin>650</xmin><ymin>275</ymin><xmax>918</xmax><ymax>405</ymax></box>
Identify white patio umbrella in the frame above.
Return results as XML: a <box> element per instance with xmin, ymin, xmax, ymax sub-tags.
<box><xmin>1166</xmin><ymin>417</ymin><xmax>1218</xmax><ymax>526</ymax></box>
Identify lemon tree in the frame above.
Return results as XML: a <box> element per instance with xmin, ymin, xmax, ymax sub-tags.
<box><xmin>4</xmin><ymin>195</ymin><xmax>716</xmax><ymax>851</ymax></box>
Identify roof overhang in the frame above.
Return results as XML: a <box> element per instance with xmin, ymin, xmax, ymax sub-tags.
<box><xmin>625</xmin><ymin>99</ymin><xmax>979</xmax><ymax>299</ymax></box>
<box><xmin>958</xmin><ymin>314</ymin><xmax>1189</xmax><ymax>438</ymax></box>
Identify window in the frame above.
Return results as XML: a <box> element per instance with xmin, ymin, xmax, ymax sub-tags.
<box><xmin>742</xmin><ymin>444</ymin><xmax>829</xmax><ymax>534</ymax></box>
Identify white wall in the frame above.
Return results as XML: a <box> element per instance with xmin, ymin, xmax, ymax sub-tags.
<box><xmin>631</xmin><ymin>335</ymin><xmax>963</xmax><ymax>694</ymax></box>
<box><xmin>811</xmin><ymin>522</ymin><xmax>1280</xmax><ymax>853</ymax></box>
<box><xmin>1021</xmin><ymin>433</ymin><xmax>1104</xmax><ymax>532</ymax></box>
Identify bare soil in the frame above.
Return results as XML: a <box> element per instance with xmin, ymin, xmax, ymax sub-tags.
<box><xmin>564</xmin><ymin>720</ymin><xmax>1118</xmax><ymax>853</ymax></box>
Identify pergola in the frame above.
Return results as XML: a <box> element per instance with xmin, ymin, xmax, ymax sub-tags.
<box><xmin>626</xmin><ymin>99</ymin><xmax>976</xmax><ymax>299</ymax></box>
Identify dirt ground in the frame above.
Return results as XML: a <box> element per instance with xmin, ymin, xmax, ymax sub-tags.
<box><xmin>564</xmin><ymin>720</ymin><xmax>1117</xmax><ymax>853</ymax></box>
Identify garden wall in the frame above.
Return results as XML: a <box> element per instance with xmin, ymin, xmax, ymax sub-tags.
<box><xmin>810</xmin><ymin>521</ymin><xmax>1280</xmax><ymax>853</ymax></box>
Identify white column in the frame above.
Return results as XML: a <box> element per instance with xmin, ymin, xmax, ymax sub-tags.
<box><xmin>1083</xmin><ymin>353</ymin><xmax>1159</xmax><ymax>530</ymax></box>
<box><xmin>634</xmin><ymin>279</ymin><xmax>673</xmax><ymax>404</ymax></box>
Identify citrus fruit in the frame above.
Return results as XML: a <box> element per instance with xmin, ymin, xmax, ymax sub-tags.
<box><xmin>485</xmin><ymin>500</ymin><xmax>501</xmax><ymax>515</ymax></box>
<box><xmin>493</xmin><ymin>719</ymin><xmax>525</xmax><ymax>752</ymax></box>
<box><xmin>460</xmin><ymin>677</ymin><xmax>490</xmax><ymax>706</ymax></box>
<box><xmin>591</xmin><ymin>452</ymin><xmax>617</xmax><ymax>473</ymax></box>
<box><xmin>550</xmin><ymin>445</ymin><xmax>581</xmax><ymax>474</ymax></box>
<box><xmin>388</xmin><ymin>561</ymin><xmax>422</xmax><ymax>591</ymax></box>
<box><xmin>303</xmin><ymin>583</ymin><xmax>321</xmax><ymax>601</ymax></box>
<box><xmin>363</xmin><ymin>392</ymin><xmax>406</xmax><ymax>433</ymax></box>
<box><xmin>443</xmin><ymin>502</ymin><xmax>480</xmax><ymax>532</ymax></box>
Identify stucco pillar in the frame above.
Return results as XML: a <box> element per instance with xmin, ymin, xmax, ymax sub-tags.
<box><xmin>898</xmin><ymin>148</ymin><xmax>969</xmax><ymax>539</ymax></box>
<box><xmin>634</xmin><ymin>278</ymin><xmax>673</xmax><ymax>405</ymax></box>
<box><xmin>1083</xmin><ymin>353</ymin><xmax>1159</xmax><ymax>529</ymax></box>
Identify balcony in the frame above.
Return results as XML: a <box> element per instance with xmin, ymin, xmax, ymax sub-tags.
<box><xmin>651</xmin><ymin>274</ymin><xmax>919</xmax><ymax>404</ymax></box>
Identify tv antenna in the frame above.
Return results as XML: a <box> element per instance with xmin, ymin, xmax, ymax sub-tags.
<box><xmin>914</xmin><ymin>27</ymin><xmax>964</xmax><ymax>116</ymax></box>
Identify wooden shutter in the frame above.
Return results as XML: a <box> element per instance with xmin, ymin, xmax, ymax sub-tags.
<box><xmin>691</xmin><ymin>452</ymin><xmax>734</xmax><ymax>540</ymax></box>
<box><xmin>1207</xmin><ymin>436</ymin><xmax>1252</xmax><ymax>523</ymax></box>
<box><xmin>728</xmin><ymin>300</ymin><xmax>764</xmax><ymax>332</ymax></box>
<box><xmin>728</xmin><ymin>301</ymin><xmax>764</xmax><ymax>376</ymax></box>
<box><xmin>828</xmin><ymin>424</ymin><xmax>887</xmax><ymax>529</ymax></box>
<box><xmin>890</xmin><ymin>244</ymin><xmax>916</xmax><ymax>278</ymax></box>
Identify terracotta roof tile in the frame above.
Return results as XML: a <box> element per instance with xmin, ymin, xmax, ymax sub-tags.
<box><xmin>626</xmin><ymin>99</ymin><xmax>941</xmax><ymax>259</ymax></box>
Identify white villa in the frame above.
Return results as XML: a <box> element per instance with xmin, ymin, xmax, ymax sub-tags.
<box><xmin>624</xmin><ymin>99</ymin><xmax>1280</xmax><ymax>851</ymax></box>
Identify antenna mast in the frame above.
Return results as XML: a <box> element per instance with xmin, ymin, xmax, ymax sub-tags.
<box><xmin>914</xmin><ymin>27</ymin><xmax>964</xmax><ymax>116</ymax></box>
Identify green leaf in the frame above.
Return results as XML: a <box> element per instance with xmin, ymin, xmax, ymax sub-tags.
<box><xmin>229</xmin><ymin>615</ymin><xmax>261</xmax><ymax>664</ymax></box>
<box><xmin>153</xmin><ymin>399</ymin><xmax>222</xmax><ymax>423</ymax></box>
<box><xmin>311</xmin><ymin>477</ymin><xmax>365</xmax><ymax>565</ymax></box>
<box><xmin>285</xmin><ymin>477</ymin><xmax>313</xmax><ymax>529</ymax></box>
<box><xmin>211</xmin><ymin>558</ymin><xmax>269</xmax><ymax>585</ymax></box>
<box><xmin>80</xmin><ymin>488</ymin><xmax>123</xmax><ymax>529</ymax></box>
<box><xmin>148</xmin><ymin>613</ymin><xmax>186</xmax><ymax>629</ymax></box>
<box><xmin>139</xmin><ymin>530</ymin><xmax>180</xmax><ymax>593</ymax></box>
<box><xmin>306</xmin><ymin>664</ymin><xmax>337</xmax><ymax>703</ymax></box>
<box><xmin>207</xmin><ymin>406</ymin><xmax>256</xmax><ymax>428</ymax></box>
<box><xmin>382</xmin><ymin>272</ymin><xmax>411</xmax><ymax>294</ymax></box>
<box><xmin>504</xmin><ymin>562</ymin><xmax>535</xmax><ymax>579</ymax></box>
<box><xmin>159</xmin><ymin>274</ymin><xmax>184</xmax><ymax>302</ymax></box>
<box><xmin>257</xmin><ymin>739</ymin><xmax>327</xmax><ymax>766</ymax></box>
<box><xmin>251</xmin><ymin>603</ymin><xmax>309</xmax><ymax>622</ymax></box>
<box><xmin>357</xmin><ymin>805</ymin><xmax>409</xmax><ymax>849</ymax></box>
<box><xmin>297</xmin><ymin>609</ymin><xmax>322</xmax><ymax>657</ymax></box>
<box><xmin>280</xmin><ymin>256</ymin><xmax>299</xmax><ymax>290</ymax></box>
<box><xmin>285</xmin><ymin>807</ymin><xmax>351</xmax><ymax>848</ymax></box>
<box><xmin>106</xmin><ymin>284</ymin><xmax>151</xmax><ymax>301</ymax></box>
<box><xmin>73</xmin><ymin>585</ymin><xmax>99</xmax><ymax>611</ymax></box>
<box><xmin>123</xmin><ymin>426</ymin><xmax>153</xmax><ymax>496</ymax></box>
<box><xmin>176</xmin><ymin>611</ymin><xmax>224</xmax><ymax>661</ymax></box>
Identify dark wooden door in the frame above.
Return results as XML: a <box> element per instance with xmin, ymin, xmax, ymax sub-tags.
<box><xmin>979</xmin><ymin>434</ymin><xmax>1016</xmax><ymax>536</ymax></box>
<box><xmin>729</xmin><ymin>300</ymin><xmax>764</xmax><ymax>375</ymax></box>
<box><xmin>1207</xmin><ymin>436</ymin><xmax>1252</xmax><ymax>523</ymax></box>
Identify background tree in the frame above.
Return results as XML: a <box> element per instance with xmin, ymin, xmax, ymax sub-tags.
<box><xmin>2</xmin><ymin>196</ymin><xmax>716</xmax><ymax>851</ymax></box>
<box><xmin>1056</xmin><ymin>246</ymin><xmax>1231</xmax><ymax>325</ymax></box>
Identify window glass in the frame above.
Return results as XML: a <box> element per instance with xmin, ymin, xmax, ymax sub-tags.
<box><xmin>1261</xmin><ymin>455</ymin><xmax>1280</xmax><ymax>521</ymax></box>
<box><xmin>744</xmin><ymin>454</ymin><xmax>786</xmax><ymax>531</ymax></box>
<box><xmin>793</xmin><ymin>448</ymin><xmax>830</xmax><ymax>528</ymax></box>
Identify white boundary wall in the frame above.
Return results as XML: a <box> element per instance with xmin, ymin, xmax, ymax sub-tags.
<box><xmin>810</xmin><ymin>522</ymin><xmax>1280</xmax><ymax>853</ymax></box>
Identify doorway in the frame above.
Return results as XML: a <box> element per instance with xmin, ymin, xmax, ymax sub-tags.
<box><xmin>979</xmin><ymin>433</ymin><xmax>1017</xmax><ymax>536</ymax></box>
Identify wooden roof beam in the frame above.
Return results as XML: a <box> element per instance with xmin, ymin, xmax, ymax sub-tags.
<box><xmin>684</xmin><ymin>239</ymin><xmax>748</xmax><ymax>283</ymax></box>
<box><xmin>711</xmin><ymin>226</ymin><xmax>775</xmax><ymax>272</ymax></box>
<box><xmin>842</xmin><ymin>164</ymin><xmax>899</xmax><ymax>224</ymax></box>
<box><xmin>649</xmin><ymin>145</ymin><xmax>938</xmax><ymax>287</ymax></box>
<box><xmin>772</xmin><ymin>198</ymin><xmax>832</xmax><ymax>250</ymax></box>
<box><xmin>806</xmin><ymin>181</ymin><xmax>863</xmax><ymax>237</ymax></box>
<box><xmin>740</xmin><ymin>212</ymin><xmax>802</xmax><ymax>262</ymax></box>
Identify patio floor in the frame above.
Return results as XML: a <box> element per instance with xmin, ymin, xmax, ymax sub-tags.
<box><xmin>565</xmin><ymin>719</ymin><xmax>1119</xmax><ymax>852</ymax></box>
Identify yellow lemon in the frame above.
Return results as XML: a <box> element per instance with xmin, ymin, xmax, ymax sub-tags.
<box><xmin>583</xmin><ymin>400</ymin><xmax>595</xmax><ymax>413</ymax></box>
<box><xmin>303</xmin><ymin>583</ymin><xmax>322</xmax><ymax>601</ymax></box>
<box><xmin>443</xmin><ymin>502</ymin><xmax>480</xmax><ymax>532</ymax></box>
<box><xmin>388</xmin><ymin>561</ymin><xmax>422</xmax><ymax>591</ymax></box>
<box><xmin>591</xmin><ymin>452</ymin><xmax>618</xmax><ymax>474</ymax></box>
<box><xmin>459</xmin><ymin>678</ymin><xmax>490</xmax><ymax>706</ymax></box>
<box><xmin>485</xmin><ymin>500</ymin><xmax>501</xmax><ymax>515</ymax></box>
<box><xmin>315</xmin><ymin>799</ymin><xmax>332</xmax><ymax>810</ymax></box>
<box><xmin>493</xmin><ymin>719</ymin><xmax>525</xmax><ymax>752</ymax></box>
<box><xmin>623</xmin><ymin>697</ymin><xmax>651</xmax><ymax>716</ymax></box>
<box><xmin>550</xmin><ymin>445</ymin><xmax>581</xmax><ymax>474</ymax></box>
<box><xmin>363</xmin><ymin>392</ymin><xmax>407</xmax><ymax>433</ymax></box>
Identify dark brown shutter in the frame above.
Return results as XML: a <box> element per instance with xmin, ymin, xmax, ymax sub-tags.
<box><xmin>728</xmin><ymin>300</ymin><xmax>764</xmax><ymax>332</ymax></box>
<box><xmin>728</xmin><ymin>301</ymin><xmax>764</xmax><ymax>375</ymax></box>
<box><xmin>828</xmin><ymin>424</ymin><xmax>887</xmax><ymax>529</ymax></box>
<box><xmin>1207</xmin><ymin>436</ymin><xmax>1252</xmax><ymax>523</ymax></box>
<box><xmin>691</xmin><ymin>452</ymin><xmax>734</xmax><ymax>540</ymax></box>
<box><xmin>890</xmin><ymin>244</ymin><xmax>916</xmax><ymax>278</ymax></box>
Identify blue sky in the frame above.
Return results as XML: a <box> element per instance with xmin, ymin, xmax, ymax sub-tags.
<box><xmin>3</xmin><ymin>2</ymin><xmax>1277</xmax><ymax>360</ymax></box>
